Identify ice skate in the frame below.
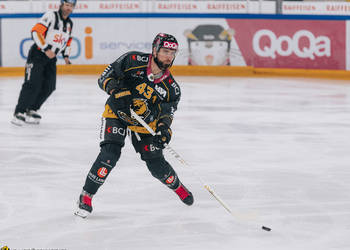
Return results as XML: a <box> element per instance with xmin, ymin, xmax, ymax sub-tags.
<box><xmin>11</xmin><ymin>112</ymin><xmax>26</xmax><ymax>126</ymax></box>
<box><xmin>174</xmin><ymin>183</ymin><xmax>194</xmax><ymax>206</ymax></box>
<box><xmin>25</xmin><ymin>110</ymin><xmax>41</xmax><ymax>124</ymax></box>
<box><xmin>74</xmin><ymin>190</ymin><xmax>93</xmax><ymax>218</ymax></box>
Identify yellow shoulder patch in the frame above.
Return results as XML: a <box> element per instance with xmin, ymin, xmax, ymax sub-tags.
<box><xmin>115</xmin><ymin>90</ymin><xmax>131</xmax><ymax>99</ymax></box>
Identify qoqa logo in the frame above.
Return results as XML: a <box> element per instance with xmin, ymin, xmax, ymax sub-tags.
<box><xmin>163</xmin><ymin>41</ymin><xmax>178</xmax><ymax>49</ymax></box>
<box><xmin>253</xmin><ymin>29</ymin><xmax>331</xmax><ymax>60</ymax></box>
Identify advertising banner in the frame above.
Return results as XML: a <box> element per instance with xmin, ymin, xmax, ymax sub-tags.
<box><xmin>2</xmin><ymin>0</ymin><xmax>350</xmax><ymax>15</ymax></box>
<box><xmin>152</xmin><ymin>1</ymin><xmax>275</xmax><ymax>14</ymax></box>
<box><xmin>226</xmin><ymin>19</ymin><xmax>346</xmax><ymax>70</ymax></box>
<box><xmin>1</xmin><ymin>16</ymin><xmax>346</xmax><ymax>70</ymax></box>
<box><xmin>0</xmin><ymin>1</ymin><xmax>274</xmax><ymax>14</ymax></box>
<box><xmin>46</xmin><ymin>1</ymin><xmax>144</xmax><ymax>13</ymax></box>
<box><xmin>283</xmin><ymin>2</ymin><xmax>350</xmax><ymax>15</ymax></box>
<box><xmin>0</xmin><ymin>1</ymin><xmax>144</xmax><ymax>14</ymax></box>
<box><xmin>1</xmin><ymin>18</ymin><xmax>246</xmax><ymax>67</ymax></box>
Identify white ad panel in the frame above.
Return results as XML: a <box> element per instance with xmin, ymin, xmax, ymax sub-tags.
<box><xmin>0</xmin><ymin>1</ymin><xmax>144</xmax><ymax>14</ymax></box>
<box><xmin>152</xmin><ymin>1</ymin><xmax>275</xmax><ymax>14</ymax></box>
<box><xmin>0</xmin><ymin>1</ymin><xmax>274</xmax><ymax>14</ymax></box>
<box><xmin>283</xmin><ymin>2</ymin><xmax>350</xmax><ymax>15</ymax></box>
<box><xmin>2</xmin><ymin>18</ymin><xmax>38</xmax><ymax>67</ymax></box>
<box><xmin>45</xmin><ymin>1</ymin><xmax>144</xmax><ymax>13</ymax></box>
<box><xmin>3</xmin><ymin>0</ymin><xmax>350</xmax><ymax>15</ymax></box>
<box><xmin>2</xmin><ymin>17</ymin><xmax>246</xmax><ymax>67</ymax></box>
<box><xmin>1</xmin><ymin>18</ymin><xmax>38</xmax><ymax>67</ymax></box>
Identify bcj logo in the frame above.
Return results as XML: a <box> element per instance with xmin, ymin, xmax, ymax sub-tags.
<box><xmin>253</xmin><ymin>29</ymin><xmax>331</xmax><ymax>60</ymax></box>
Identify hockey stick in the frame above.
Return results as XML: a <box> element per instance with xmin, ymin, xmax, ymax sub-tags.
<box><xmin>130</xmin><ymin>109</ymin><xmax>270</xmax><ymax>230</ymax></box>
<box><xmin>130</xmin><ymin>110</ymin><xmax>233</xmax><ymax>213</ymax></box>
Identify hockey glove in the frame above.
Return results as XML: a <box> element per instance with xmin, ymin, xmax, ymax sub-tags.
<box><xmin>110</xmin><ymin>89</ymin><xmax>134</xmax><ymax>124</ymax></box>
<box><xmin>154</xmin><ymin>123</ymin><xmax>172</xmax><ymax>149</ymax></box>
<box><xmin>105</xmin><ymin>79</ymin><xmax>121</xmax><ymax>95</ymax></box>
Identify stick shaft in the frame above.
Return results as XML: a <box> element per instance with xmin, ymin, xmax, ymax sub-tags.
<box><xmin>130</xmin><ymin>109</ymin><xmax>270</xmax><ymax>231</ymax></box>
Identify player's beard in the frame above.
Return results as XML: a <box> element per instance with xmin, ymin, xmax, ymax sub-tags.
<box><xmin>154</xmin><ymin>57</ymin><xmax>172</xmax><ymax>71</ymax></box>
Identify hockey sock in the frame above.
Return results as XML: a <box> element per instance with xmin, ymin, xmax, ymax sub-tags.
<box><xmin>83</xmin><ymin>143</ymin><xmax>121</xmax><ymax>194</ymax></box>
<box><xmin>145</xmin><ymin>157</ymin><xmax>180</xmax><ymax>189</ymax></box>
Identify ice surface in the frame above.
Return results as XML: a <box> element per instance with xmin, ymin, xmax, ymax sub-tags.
<box><xmin>1</xmin><ymin>75</ymin><xmax>350</xmax><ymax>250</ymax></box>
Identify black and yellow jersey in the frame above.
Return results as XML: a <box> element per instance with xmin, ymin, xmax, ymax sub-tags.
<box><xmin>98</xmin><ymin>51</ymin><xmax>181</xmax><ymax>134</ymax></box>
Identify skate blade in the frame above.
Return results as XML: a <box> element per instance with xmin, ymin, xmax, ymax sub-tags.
<box><xmin>11</xmin><ymin>119</ymin><xmax>25</xmax><ymax>126</ymax></box>
<box><xmin>74</xmin><ymin>208</ymin><xmax>90</xmax><ymax>218</ymax></box>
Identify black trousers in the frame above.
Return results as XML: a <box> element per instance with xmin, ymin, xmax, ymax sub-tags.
<box><xmin>14</xmin><ymin>45</ymin><xmax>57</xmax><ymax>114</ymax></box>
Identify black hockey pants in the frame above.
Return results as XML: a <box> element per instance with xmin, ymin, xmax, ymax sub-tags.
<box><xmin>15</xmin><ymin>45</ymin><xmax>57</xmax><ymax>114</ymax></box>
<box><xmin>83</xmin><ymin>118</ymin><xmax>180</xmax><ymax>195</ymax></box>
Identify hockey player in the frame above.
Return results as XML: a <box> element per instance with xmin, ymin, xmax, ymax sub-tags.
<box><xmin>75</xmin><ymin>33</ymin><xmax>194</xmax><ymax>218</ymax></box>
<box><xmin>12</xmin><ymin>0</ymin><xmax>75</xmax><ymax>126</ymax></box>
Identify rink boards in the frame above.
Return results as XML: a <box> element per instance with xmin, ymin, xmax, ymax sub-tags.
<box><xmin>1</xmin><ymin>2</ymin><xmax>350</xmax><ymax>77</ymax></box>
